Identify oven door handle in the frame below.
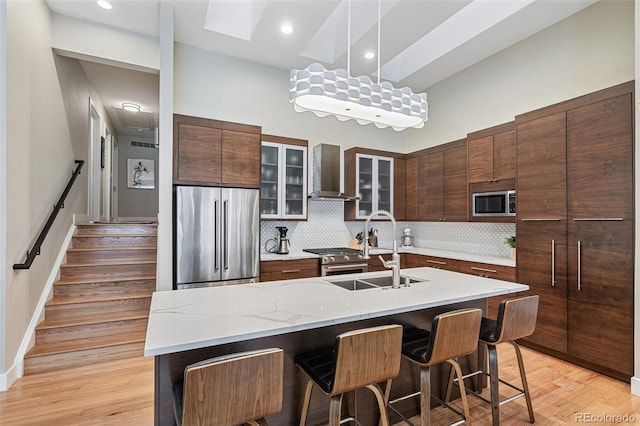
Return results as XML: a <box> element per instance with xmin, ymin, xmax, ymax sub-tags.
<box><xmin>323</xmin><ymin>263</ymin><xmax>368</xmax><ymax>273</ymax></box>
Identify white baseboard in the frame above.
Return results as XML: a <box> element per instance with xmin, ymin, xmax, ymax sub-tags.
<box><xmin>0</xmin><ymin>223</ymin><xmax>76</xmax><ymax>392</ymax></box>
<box><xmin>631</xmin><ymin>376</ymin><xmax>640</xmax><ymax>396</ymax></box>
<box><xmin>0</xmin><ymin>361</ymin><xmax>22</xmax><ymax>392</ymax></box>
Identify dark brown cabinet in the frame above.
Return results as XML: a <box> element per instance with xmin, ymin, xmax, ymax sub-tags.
<box><xmin>467</xmin><ymin>122</ymin><xmax>516</xmax><ymax>184</ymax></box>
<box><xmin>260</xmin><ymin>258</ymin><xmax>320</xmax><ymax>282</ymax></box>
<box><xmin>406</xmin><ymin>139</ymin><xmax>467</xmax><ymax>222</ymax></box>
<box><xmin>173</xmin><ymin>114</ymin><xmax>261</xmax><ymax>188</ymax></box>
<box><xmin>515</xmin><ymin>81</ymin><xmax>634</xmax><ymax>379</ymax></box>
<box><xmin>404</xmin><ymin>253</ymin><xmax>460</xmax><ymax>271</ymax></box>
<box><xmin>515</xmin><ymin>220</ymin><xmax>568</xmax><ymax>353</ymax></box>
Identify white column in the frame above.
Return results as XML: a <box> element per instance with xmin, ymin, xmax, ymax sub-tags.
<box><xmin>156</xmin><ymin>2</ymin><xmax>174</xmax><ymax>292</ymax></box>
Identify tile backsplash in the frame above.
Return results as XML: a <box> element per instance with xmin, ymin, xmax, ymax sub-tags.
<box><xmin>260</xmin><ymin>200</ymin><xmax>515</xmax><ymax>258</ymax></box>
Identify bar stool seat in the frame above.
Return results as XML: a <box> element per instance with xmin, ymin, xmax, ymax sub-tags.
<box><xmin>448</xmin><ymin>295</ymin><xmax>539</xmax><ymax>426</ymax></box>
<box><xmin>295</xmin><ymin>324</ymin><xmax>403</xmax><ymax>426</ymax></box>
<box><xmin>386</xmin><ymin>308</ymin><xmax>483</xmax><ymax>426</ymax></box>
<box><xmin>172</xmin><ymin>348</ymin><xmax>284</xmax><ymax>426</ymax></box>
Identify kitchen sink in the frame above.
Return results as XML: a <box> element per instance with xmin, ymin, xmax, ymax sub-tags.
<box><xmin>327</xmin><ymin>275</ymin><xmax>422</xmax><ymax>291</ymax></box>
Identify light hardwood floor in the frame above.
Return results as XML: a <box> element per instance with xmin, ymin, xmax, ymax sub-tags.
<box><xmin>1</xmin><ymin>345</ymin><xmax>639</xmax><ymax>425</ymax></box>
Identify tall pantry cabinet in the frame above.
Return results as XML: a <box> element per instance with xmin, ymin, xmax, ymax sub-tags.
<box><xmin>515</xmin><ymin>81</ymin><xmax>634</xmax><ymax>379</ymax></box>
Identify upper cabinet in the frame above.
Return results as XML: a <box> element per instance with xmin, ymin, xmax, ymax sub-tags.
<box><xmin>173</xmin><ymin>114</ymin><xmax>261</xmax><ymax>188</ymax></box>
<box><xmin>344</xmin><ymin>148</ymin><xmax>406</xmax><ymax>220</ymax></box>
<box><xmin>467</xmin><ymin>121</ymin><xmax>516</xmax><ymax>184</ymax></box>
<box><xmin>260</xmin><ymin>134</ymin><xmax>308</xmax><ymax>220</ymax></box>
<box><xmin>406</xmin><ymin>139</ymin><xmax>468</xmax><ymax>222</ymax></box>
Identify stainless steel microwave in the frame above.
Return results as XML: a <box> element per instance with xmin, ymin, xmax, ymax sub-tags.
<box><xmin>472</xmin><ymin>190</ymin><xmax>516</xmax><ymax>217</ymax></box>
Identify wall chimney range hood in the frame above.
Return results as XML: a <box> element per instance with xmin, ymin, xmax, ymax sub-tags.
<box><xmin>309</xmin><ymin>144</ymin><xmax>358</xmax><ymax>201</ymax></box>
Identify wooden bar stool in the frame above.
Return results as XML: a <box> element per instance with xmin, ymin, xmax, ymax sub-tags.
<box><xmin>295</xmin><ymin>324</ymin><xmax>403</xmax><ymax>426</ymax></box>
<box><xmin>447</xmin><ymin>295</ymin><xmax>539</xmax><ymax>426</ymax></box>
<box><xmin>172</xmin><ymin>348</ymin><xmax>284</xmax><ymax>426</ymax></box>
<box><xmin>386</xmin><ymin>308</ymin><xmax>483</xmax><ymax>426</ymax></box>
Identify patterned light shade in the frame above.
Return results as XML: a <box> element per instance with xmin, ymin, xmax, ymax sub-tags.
<box><xmin>289</xmin><ymin>63</ymin><xmax>428</xmax><ymax>131</ymax></box>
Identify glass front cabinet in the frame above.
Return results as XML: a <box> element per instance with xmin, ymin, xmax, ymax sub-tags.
<box><xmin>260</xmin><ymin>139</ymin><xmax>308</xmax><ymax>220</ymax></box>
<box><xmin>356</xmin><ymin>154</ymin><xmax>394</xmax><ymax>219</ymax></box>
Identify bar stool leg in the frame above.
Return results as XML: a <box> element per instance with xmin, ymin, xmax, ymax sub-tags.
<box><xmin>367</xmin><ymin>384</ymin><xmax>391</xmax><ymax>426</ymax></box>
<box><xmin>420</xmin><ymin>365</ymin><xmax>432</xmax><ymax>426</ymax></box>
<box><xmin>444</xmin><ymin>363</ymin><xmax>456</xmax><ymax>404</ymax></box>
<box><xmin>511</xmin><ymin>341</ymin><xmax>535</xmax><ymax>423</ymax></box>
<box><xmin>329</xmin><ymin>394</ymin><xmax>344</xmax><ymax>426</ymax></box>
<box><xmin>487</xmin><ymin>344</ymin><xmax>500</xmax><ymax>426</ymax></box>
<box><xmin>299</xmin><ymin>379</ymin><xmax>314</xmax><ymax>426</ymax></box>
<box><xmin>446</xmin><ymin>359</ymin><xmax>471</xmax><ymax>422</ymax></box>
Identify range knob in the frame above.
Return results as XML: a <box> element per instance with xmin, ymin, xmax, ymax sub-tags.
<box><xmin>329</xmin><ymin>256</ymin><xmax>335</xmax><ymax>263</ymax></box>
<box><xmin>344</xmin><ymin>255</ymin><xmax>350</xmax><ymax>261</ymax></box>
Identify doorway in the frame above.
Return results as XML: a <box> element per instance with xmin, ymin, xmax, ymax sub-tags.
<box><xmin>88</xmin><ymin>99</ymin><xmax>101</xmax><ymax>223</ymax></box>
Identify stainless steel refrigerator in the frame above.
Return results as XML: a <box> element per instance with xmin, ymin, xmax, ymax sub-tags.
<box><xmin>175</xmin><ymin>186</ymin><xmax>260</xmax><ymax>289</ymax></box>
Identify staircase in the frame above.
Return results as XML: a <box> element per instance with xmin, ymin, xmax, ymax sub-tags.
<box><xmin>23</xmin><ymin>223</ymin><xmax>157</xmax><ymax>375</ymax></box>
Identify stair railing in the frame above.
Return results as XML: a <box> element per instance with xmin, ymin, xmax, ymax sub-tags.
<box><xmin>13</xmin><ymin>160</ymin><xmax>85</xmax><ymax>270</ymax></box>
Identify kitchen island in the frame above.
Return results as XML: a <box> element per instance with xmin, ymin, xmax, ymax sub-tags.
<box><xmin>145</xmin><ymin>267</ymin><xmax>528</xmax><ymax>425</ymax></box>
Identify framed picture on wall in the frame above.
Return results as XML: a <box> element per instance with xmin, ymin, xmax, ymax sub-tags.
<box><xmin>100</xmin><ymin>137</ymin><xmax>105</xmax><ymax>169</ymax></box>
<box><xmin>127</xmin><ymin>158</ymin><xmax>155</xmax><ymax>189</ymax></box>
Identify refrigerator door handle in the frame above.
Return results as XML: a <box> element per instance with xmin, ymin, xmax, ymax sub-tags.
<box><xmin>213</xmin><ymin>199</ymin><xmax>219</xmax><ymax>272</ymax></box>
<box><xmin>223</xmin><ymin>200</ymin><xmax>229</xmax><ymax>270</ymax></box>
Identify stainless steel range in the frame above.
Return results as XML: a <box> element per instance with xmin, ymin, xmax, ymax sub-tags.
<box><xmin>303</xmin><ymin>247</ymin><xmax>368</xmax><ymax>276</ymax></box>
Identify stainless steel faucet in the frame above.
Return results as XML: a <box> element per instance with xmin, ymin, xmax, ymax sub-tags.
<box><xmin>362</xmin><ymin>210</ymin><xmax>401</xmax><ymax>289</ymax></box>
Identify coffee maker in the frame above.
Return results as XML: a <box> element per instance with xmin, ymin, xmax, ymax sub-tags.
<box><xmin>275</xmin><ymin>226</ymin><xmax>290</xmax><ymax>254</ymax></box>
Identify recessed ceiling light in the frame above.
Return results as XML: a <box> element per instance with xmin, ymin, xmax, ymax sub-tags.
<box><xmin>122</xmin><ymin>102</ymin><xmax>141</xmax><ymax>112</ymax></box>
<box><xmin>97</xmin><ymin>0</ymin><xmax>112</xmax><ymax>10</ymax></box>
<box><xmin>364</xmin><ymin>51</ymin><xmax>375</xmax><ymax>60</ymax></box>
<box><xmin>280</xmin><ymin>23</ymin><xmax>293</xmax><ymax>34</ymax></box>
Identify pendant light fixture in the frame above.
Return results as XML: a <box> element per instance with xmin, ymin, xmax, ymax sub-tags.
<box><xmin>289</xmin><ymin>0</ymin><xmax>428</xmax><ymax>131</ymax></box>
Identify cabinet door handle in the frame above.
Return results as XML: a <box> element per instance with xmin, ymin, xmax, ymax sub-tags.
<box><xmin>573</xmin><ymin>218</ymin><xmax>623</xmax><ymax>221</ymax></box>
<box><xmin>577</xmin><ymin>240</ymin><xmax>581</xmax><ymax>291</ymax></box>
<box><xmin>551</xmin><ymin>239</ymin><xmax>555</xmax><ymax>287</ymax></box>
<box><xmin>282</xmin><ymin>269</ymin><xmax>301</xmax><ymax>274</ymax></box>
<box><xmin>471</xmin><ymin>266</ymin><xmax>497</xmax><ymax>274</ymax></box>
<box><xmin>427</xmin><ymin>260</ymin><xmax>446</xmax><ymax>265</ymax></box>
<box><xmin>520</xmin><ymin>218</ymin><xmax>562</xmax><ymax>222</ymax></box>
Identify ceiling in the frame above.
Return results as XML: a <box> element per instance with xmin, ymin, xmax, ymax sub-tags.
<box><xmin>47</xmin><ymin>0</ymin><xmax>598</xmax><ymax>136</ymax></box>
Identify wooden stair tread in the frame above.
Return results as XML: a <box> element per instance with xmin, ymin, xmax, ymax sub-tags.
<box><xmin>46</xmin><ymin>291</ymin><xmax>153</xmax><ymax>306</ymax></box>
<box><xmin>25</xmin><ymin>331</ymin><xmax>147</xmax><ymax>357</ymax></box>
<box><xmin>67</xmin><ymin>247</ymin><xmax>157</xmax><ymax>252</ymax></box>
<box><xmin>61</xmin><ymin>259</ymin><xmax>157</xmax><ymax>267</ymax></box>
<box><xmin>55</xmin><ymin>274</ymin><xmax>156</xmax><ymax>285</ymax></box>
<box><xmin>73</xmin><ymin>233</ymin><xmax>157</xmax><ymax>238</ymax></box>
<box><xmin>38</xmin><ymin>310</ymin><xmax>150</xmax><ymax>329</ymax></box>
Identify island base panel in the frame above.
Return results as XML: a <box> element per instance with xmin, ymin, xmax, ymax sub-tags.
<box><xmin>154</xmin><ymin>300</ymin><xmax>486</xmax><ymax>426</ymax></box>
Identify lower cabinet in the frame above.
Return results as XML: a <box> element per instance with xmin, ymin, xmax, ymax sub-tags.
<box><xmin>566</xmin><ymin>220</ymin><xmax>633</xmax><ymax>377</ymax></box>
<box><xmin>405</xmin><ymin>254</ymin><xmax>516</xmax><ymax>319</ymax></box>
<box><xmin>458</xmin><ymin>260</ymin><xmax>516</xmax><ymax>318</ymax></box>
<box><xmin>260</xmin><ymin>259</ymin><xmax>319</xmax><ymax>282</ymax></box>
<box><xmin>516</xmin><ymin>219</ymin><xmax>634</xmax><ymax>379</ymax></box>
<box><xmin>405</xmin><ymin>253</ymin><xmax>460</xmax><ymax>272</ymax></box>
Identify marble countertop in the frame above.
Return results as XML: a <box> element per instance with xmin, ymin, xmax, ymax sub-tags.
<box><xmin>144</xmin><ymin>267</ymin><xmax>527</xmax><ymax>356</ymax></box>
<box><xmin>260</xmin><ymin>247</ymin><xmax>515</xmax><ymax>267</ymax></box>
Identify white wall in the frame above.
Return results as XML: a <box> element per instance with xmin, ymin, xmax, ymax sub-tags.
<box><xmin>174</xmin><ymin>44</ymin><xmax>411</xmax><ymax>152</ymax></box>
<box><xmin>0</xmin><ymin>0</ymin><xmax>7</xmax><ymax>383</ymax></box>
<box><xmin>51</xmin><ymin>12</ymin><xmax>159</xmax><ymax>73</ymax></box>
<box><xmin>406</xmin><ymin>0</ymin><xmax>634</xmax><ymax>151</ymax></box>
<box><xmin>4</xmin><ymin>2</ymin><xmax>84</xmax><ymax>374</ymax></box>
<box><xmin>116</xmin><ymin>135</ymin><xmax>159</xmax><ymax>219</ymax></box>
